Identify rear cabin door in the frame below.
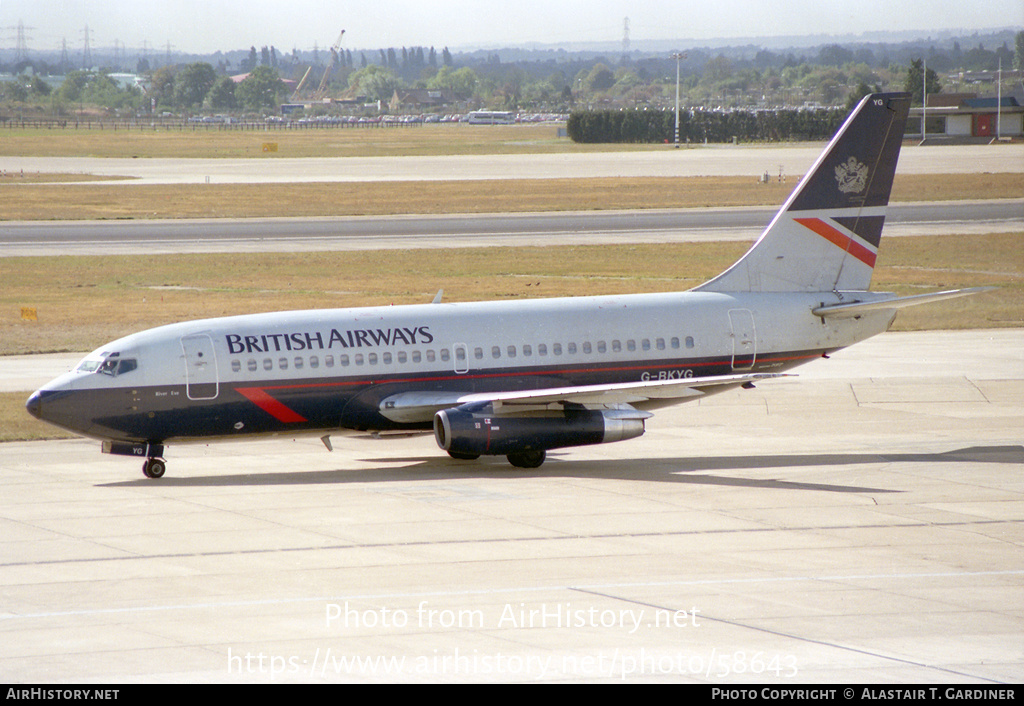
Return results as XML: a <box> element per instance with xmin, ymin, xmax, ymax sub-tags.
<box><xmin>728</xmin><ymin>309</ymin><xmax>757</xmax><ymax>371</ymax></box>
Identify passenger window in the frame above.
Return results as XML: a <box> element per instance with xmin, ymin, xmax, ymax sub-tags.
<box><xmin>264</xmin><ymin>359</ymin><xmax>273</xmax><ymax>371</ymax></box>
<box><xmin>231</xmin><ymin>360</ymin><xmax>241</xmax><ymax>373</ymax></box>
<box><xmin>368</xmin><ymin>353</ymin><xmax>378</xmax><ymax>365</ymax></box>
<box><xmin>507</xmin><ymin>345</ymin><xmax>516</xmax><ymax>358</ymax></box>
<box><xmin>656</xmin><ymin>338</ymin><xmax>665</xmax><ymax>350</ymax></box>
<box><xmin>355</xmin><ymin>354</ymin><xmax>364</xmax><ymax>366</ymax></box>
<box><xmin>427</xmin><ymin>350</ymin><xmax>436</xmax><ymax>363</ymax></box>
<box><xmin>383</xmin><ymin>352</ymin><xmax>392</xmax><ymax>364</ymax></box>
<box><xmin>310</xmin><ymin>356</ymin><xmax>319</xmax><ymax>369</ymax></box>
<box><xmin>523</xmin><ymin>344</ymin><xmax>532</xmax><ymax>356</ymax></box>
<box><xmin>597</xmin><ymin>341</ymin><xmax>606</xmax><ymax>354</ymax></box>
<box><xmin>537</xmin><ymin>343</ymin><xmax>547</xmax><ymax>356</ymax></box>
<box><xmin>340</xmin><ymin>354</ymin><xmax>350</xmax><ymax>366</ymax></box>
<box><xmin>412</xmin><ymin>351</ymin><xmax>421</xmax><ymax>363</ymax></box>
<box><xmin>582</xmin><ymin>342</ymin><xmax>591</xmax><ymax>354</ymax></box>
<box><xmin>686</xmin><ymin>336</ymin><xmax>695</xmax><ymax>349</ymax></box>
<box><xmin>294</xmin><ymin>357</ymin><xmax>304</xmax><ymax>369</ymax></box>
<box><xmin>398</xmin><ymin>351</ymin><xmax>407</xmax><ymax>364</ymax></box>
<box><xmin>440</xmin><ymin>349</ymin><xmax>450</xmax><ymax>362</ymax></box>
<box><xmin>248</xmin><ymin>359</ymin><xmax>257</xmax><ymax>372</ymax></box>
<box><xmin>671</xmin><ymin>337</ymin><xmax>680</xmax><ymax>349</ymax></box>
<box><xmin>642</xmin><ymin>339</ymin><xmax>651</xmax><ymax>351</ymax></box>
<box><xmin>474</xmin><ymin>347</ymin><xmax>483</xmax><ymax>360</ymax></box>
<box><xmin>325</xmin><ymin>355</ymin><xmax>334</xmax><ymax>367</ymax></box>
<box><xmin>492</xmin><ymin>346</ymin><xmax>501</xmax><ymax>359</ymax></box>
<box><xmin>279</xmin><ymin>358</ymin><xmax>288</xmax><ymax>370</ymax></box>
<box><xmin>567</xmin><ymin>342</ymin><xmax>577</xmax><ymax>355</ymax></box>
<box><xmin>553</xmin><ymin>343</ymin><xmax>562</xmax><ymax>355</ymax></box>
<box><xmin>612</xmin><ymin>340</ymin><xmax>621</xmax><ymax>353</ymax></box>
<box><xmin>627</xmin><ymin>340</ymin><xmax>636</xmax><ymax>352</ymax></box>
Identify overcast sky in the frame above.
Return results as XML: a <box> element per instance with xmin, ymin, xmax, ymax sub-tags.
<box><xmin>3</xmin><ymin>0</ymin><xmax>1022</xmax><ymax>55</ymax></box>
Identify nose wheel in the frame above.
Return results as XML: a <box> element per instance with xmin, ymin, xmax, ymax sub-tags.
<box><xmin>142</xmin><ymin>457</ymin><xmax>167</xmax><ymax>479</ymax></box>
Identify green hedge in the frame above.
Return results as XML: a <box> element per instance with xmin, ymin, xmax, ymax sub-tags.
<box><xmin>567</xmin><ymin>107</ymin><xmax>847</xmax><ymax>144</ymax></box>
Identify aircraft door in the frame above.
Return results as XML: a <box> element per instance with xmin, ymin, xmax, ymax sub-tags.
<box><xmin>728</xmin><ymin>309</ymin><xmax>757</xmax><ymax>371</ymax></box>
<box><xmin>181</xmin><ymin>333</ymin><xmax>219</xmax><ymax>400</ymax></box>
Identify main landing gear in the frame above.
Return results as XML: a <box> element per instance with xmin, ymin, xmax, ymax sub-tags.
<box><xmin>142</xmin><ymin>457</ymin><xmax>167</xmax><ymax>479</ymax></box>
<box><xmin>447</xmin><ymin>448</ymin><xmax>547</xmax><ymax>468</ymax></box>
<box><xmin>507</xmin><ymin>449</ymin><xmax>546</xmax><ymax>469</ymax></box>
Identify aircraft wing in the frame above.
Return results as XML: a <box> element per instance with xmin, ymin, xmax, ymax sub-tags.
<box><xmin>378</xmin><ymin>372</ymin><xmax>788</xmax><ymax>423</ymax></box>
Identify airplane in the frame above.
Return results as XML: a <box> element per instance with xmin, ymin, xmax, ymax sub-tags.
<box><xmin>26</xmin><ymin>92</ymin><xmax>991</xmax><ymax>478</ymax></box>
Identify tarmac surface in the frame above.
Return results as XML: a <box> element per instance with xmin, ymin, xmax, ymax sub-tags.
<box><xmin>3</xmin><ymin>142</ymin><xmax>1023</xmax><ymax>184</ymax></box>
<box><xmin>2</xmin><ymin>329</ymin><xmax>1022</xmax><ymax>682</ymax></box>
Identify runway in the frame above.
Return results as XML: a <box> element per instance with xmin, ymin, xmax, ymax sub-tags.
<box><xmin>2</xmin><ymin>329</ymin><xmax>1021</xmax><ymax>682</ymax></box>
<box><xmin>3</xmin><ymin>142</ymin><xmax>1022</xmax><ymax>185</ymax></box>
<box><xmin>1</xmin><ymin>201</ymin><xmax>1021</xmax><ymax>257</ymax></box>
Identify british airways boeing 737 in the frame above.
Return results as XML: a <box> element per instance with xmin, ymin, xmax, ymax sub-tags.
<box><xmin>26</xmin><ymin>93</ymin><xmax>989</xmax><ymax>478</ymax></box>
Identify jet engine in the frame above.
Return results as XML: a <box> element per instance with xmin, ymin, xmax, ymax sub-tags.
<box><xmin>433</xmin><ymin>403</ymin><xmax>647</xmax><ymax>467</ymax></box>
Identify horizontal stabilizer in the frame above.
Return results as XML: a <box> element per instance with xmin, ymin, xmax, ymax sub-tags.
<box><xmin>812</xmin><ymin>287</ymin><xmax>995</xmax><ymax>319</ymax></box>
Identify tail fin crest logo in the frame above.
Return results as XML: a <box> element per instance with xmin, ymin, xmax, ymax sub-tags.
<box><xmin>835</xmin><ymin>156</ymin><xmax>869</xmax><ymax>194</ymax></box>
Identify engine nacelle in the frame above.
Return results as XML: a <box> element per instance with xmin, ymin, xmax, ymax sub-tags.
<box><xmin>433</xmin><ymin>404</ymin><xmax>646</xmax><ymax>457</ymax></box>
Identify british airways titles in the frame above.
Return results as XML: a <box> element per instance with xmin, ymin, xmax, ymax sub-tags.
<box><xmin>226</xmin><ymin>326</ymin><xmax>434</xmax><ymax>355</ymax></box>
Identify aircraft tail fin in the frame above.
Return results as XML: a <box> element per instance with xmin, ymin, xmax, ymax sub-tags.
<box><xmin>697</xmin><ymin>92</ymin><xmax>912</xmax><ymax>294</ymax></box>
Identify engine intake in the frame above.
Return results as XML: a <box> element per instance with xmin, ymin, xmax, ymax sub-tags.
<box><xmin>434</xmin><ymin>404</ymin><xmax>646</xmax><ymax>457</ymax></box>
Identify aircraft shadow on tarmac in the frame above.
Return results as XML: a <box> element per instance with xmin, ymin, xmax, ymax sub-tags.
<box><xmin>97</xmin><ymin>444</ymin><xmax>1022</xmax><ymax>492</ymax></box>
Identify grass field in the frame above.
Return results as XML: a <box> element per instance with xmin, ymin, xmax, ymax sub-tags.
<box><xmin>0</xmin><ymin>173</ymin><xmax>1021</xmax><ymax>221</ymax></box>
<box><xmin>0</xmin><ymin>123</ymin><xmax>618</xmax><ymax>159</ymax></box>
<box><xmin>3</xmin><ymin>233</ymin><xmax>1019</xmax><ymax>356</ymax></box>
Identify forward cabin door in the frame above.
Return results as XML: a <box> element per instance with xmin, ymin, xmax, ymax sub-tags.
<box><xmin>181</xmin><ymin>333</ymin><xmax>219</xmax><ymax>400</ymax></box>
<box><xmin>728</xmin><ymin>309</ymin><xmax>757</xmax><ymax>371</ymax></box>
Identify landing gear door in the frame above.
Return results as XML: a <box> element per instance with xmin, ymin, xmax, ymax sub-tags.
<box><xmin>729</xmin><ymin>309</ymin><xmax>757</xmax><ymax>371</ymax></box>
<box><xmin>181</xmin><ymin>333</ymin><xmax>219</xmax><ymax>400</ymax></box>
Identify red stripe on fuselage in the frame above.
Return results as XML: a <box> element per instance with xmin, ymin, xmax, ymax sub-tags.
<box><xmin>794</xmin><ymin>217</ymin><xmax>877</xmax><ymax>268</ymax></box>
<box><xmin>235</xmin><ymin>387</ymin><xmax>308</xmax><ymax>423</ymax></box>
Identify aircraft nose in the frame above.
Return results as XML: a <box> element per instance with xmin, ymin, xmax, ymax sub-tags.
<box><xmin>25</xmin><ymin>390</ymin><xmax>43</xmax><ymax>420</ymax></box>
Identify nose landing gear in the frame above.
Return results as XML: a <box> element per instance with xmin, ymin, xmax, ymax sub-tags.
<box><xmin>143</xmin><ymin>457</ymin><xmax>167</xmax><ymax>479</ymax></box>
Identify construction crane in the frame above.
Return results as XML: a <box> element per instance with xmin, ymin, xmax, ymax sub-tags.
<box><xmin>292</xmin><ymin>65</ymin><xmax>313</xmax><ymax>100</ymax></box>
<box><xmin>314</xmin><ymin>29</ymin><xmax>345</xmax><ymax>99</ymax></box>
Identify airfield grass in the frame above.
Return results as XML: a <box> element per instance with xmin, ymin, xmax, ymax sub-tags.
<box><xmin>0</xmin><ymin>173</ymin><xmax>1022</xmax><ymax>221</ymax></box>
<box><xmin>0</xmin><ymin>123</ymin><xmax>634</xmax><ymax>159</ymax></box>
<box><xmin>3</xmin><ymin>233</ymin><xmax>1019</xmax><ymax>356</ymax></box>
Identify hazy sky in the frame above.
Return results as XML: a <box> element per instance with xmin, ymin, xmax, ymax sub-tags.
<box><xmin>4</xmin><ymin>0</ymin><xmax>1022</xmax><ymax>55</ymax></box>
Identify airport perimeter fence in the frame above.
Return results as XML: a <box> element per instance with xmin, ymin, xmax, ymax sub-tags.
<box><xmin>566</xmin><ymin>106</ymin><xmax>848</xmax><ymax>144</ymax></box>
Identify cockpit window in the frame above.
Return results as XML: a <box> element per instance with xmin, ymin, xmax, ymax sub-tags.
<box><xmin>77</xmin><ymin>353</ymin><xmax>137</xmax><ymax>376</ymax></box>
<box><xmin>76</xmin><ymin>359</ymin><xmax>102</xmax><ymax>373</ymax></box>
